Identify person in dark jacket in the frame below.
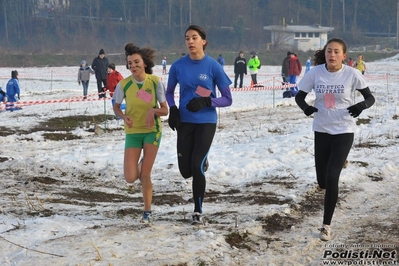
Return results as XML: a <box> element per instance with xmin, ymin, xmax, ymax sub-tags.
<box><xmin>234</xmin><ymin>51</ymin><xmax>247</xmax><ymax>88</ymax></box>
<box><xmin>92</xmin><ymin>49</ymin><xmax>109</xmax><ymax>99</ymax></box>
<box><xmin>6</xmin><ymin>70</ymin><xmax>21</xmax><ymax>111</ymax></box>
<box><xmin>281</xmin><ymin>51</ymin><xmax>291</xmax><ymax>84</ymax></box>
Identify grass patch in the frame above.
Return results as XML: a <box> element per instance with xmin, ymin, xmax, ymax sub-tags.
<box><xmin>34</xmin><ymin>115</ymin><xmax>116</xmax><ymax>132</ymax></box>
<box><xmin>42</xmin><ymin>132</ymin><xmax>82</xmax><ymax>141</ymax></box>
<box><xmin>225</xmin><ymin>231</ymin><xmax>253</xmax><ymax>251</ymax></box>
<box><xmin>351</xmin><ymin>160</ymin><xmax>369</xmax><ymax>167</ymax></box>
<box><xmin>206</xmin><ymin>190</ymin><xmax>292</xmax><ymax>205</ymax></box>
<box><xmin>354</xmin><ymin>141</ymin><xmax>385</xmax><ymax>148</ymax></box>
<box><xmin>368</xmin><ymin>175</ymin><xmax>383</xmax><ymax>182</ymax></box>
<box><xmin>356</xmin><ymin>118</ymin><xmax>371</xmax><ymax>125</ymax></box>
<box><xmin>257</xmin><ymin>213</ymin><xmax>299</xmax><ymax>233</ymax></box>
<box><xmin>0</xmin><ymin>126</ymin><xmax>18</xmax><ymax>137</ymax></box>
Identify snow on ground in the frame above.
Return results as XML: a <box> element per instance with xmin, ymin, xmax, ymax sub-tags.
<box><xmin>0</xmin><ymin>61</ymin><xmax>398</xmax><ymax>266</ymax></box>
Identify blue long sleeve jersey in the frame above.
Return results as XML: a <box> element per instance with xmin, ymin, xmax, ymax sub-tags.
<box><xmin>166</xmin><ymin>54</ymin><xmax>232</xmax><ymax>124</ymax></box>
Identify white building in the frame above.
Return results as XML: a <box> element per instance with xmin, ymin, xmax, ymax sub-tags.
<box><xmin>36</xmin><ymin>0</ymin><xmax>69</xmax><ymax>9</ymax></box>
<box><xmin>263</xmin><ymin>24</ymin><xmax>335</xmax><ymax>52</ymax></box>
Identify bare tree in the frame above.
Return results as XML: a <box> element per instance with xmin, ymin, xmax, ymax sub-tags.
<box><xmin>3</xmin><ymin>0</ymin><xmax>8</xmax><ymax>43</ymax></box>
<box><xmin>330</xmin><ymin>0</ymin><xmax>334</xmax><ymax>27</ymax></box>
<box><xmin>168</xmin><ymin>0</ymin><xmax>172</xmax><ymax>29</ymax></box>
<box><xmin>353</xmin><ymin>0</ymin><xmax>359</xmax><ymax>28</ymax></box>
<box><xmin>271</xmin><ymin>30</ymin><xmax>294</xmax><ymax>51</ymax></box>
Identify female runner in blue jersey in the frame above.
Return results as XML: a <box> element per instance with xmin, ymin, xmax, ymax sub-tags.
<box><xmin>166</xmin><ymin>25</ymin><xmax>233</xmax><ymax>225</ymax></box>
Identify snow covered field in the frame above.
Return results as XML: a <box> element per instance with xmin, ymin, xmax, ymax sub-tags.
<box><xmin>0</xmin><ymin>58</ymin><xmax>398</xmax><ymax>265</ymax></box>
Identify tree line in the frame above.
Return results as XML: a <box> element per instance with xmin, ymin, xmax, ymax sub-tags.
<box><xmin>0</xmin><ymin>0</ymin><xmax>398</xmax><ymax>55</ymax></box>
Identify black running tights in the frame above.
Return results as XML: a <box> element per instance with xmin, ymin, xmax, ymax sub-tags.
<box><xmin>314</xmin><ymin>131</ymin><xmax>354</xmax><ymax>225</ymax></box>
<box><xmin>177</xmin><ymin>123</ymin><xmax>216</xmax><ymax>214</ymax></box>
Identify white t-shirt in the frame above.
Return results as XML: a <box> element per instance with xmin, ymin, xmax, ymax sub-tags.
<box><xmin>298</xmin><ymin>64</ymin><xmax>367</xmax><ymax>134</ymax></box>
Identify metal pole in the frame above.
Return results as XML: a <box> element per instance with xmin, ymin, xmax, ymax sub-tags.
<box><xmin>189</xmin><ymin>0</ymin><xmax>192</xmax><ymax>25</ymax></box>
<box><xmin>104</xmin><ymin>98</ymin><xmax>107</xmax><ymax>133</ymax></box>
<box><xmin>273</xmin><ymin>77</ymin><xmax>275</xmax><ymax>108</ymax></box>
<box><xmin>50</xmin><ymin>70</ymin><xmax>53</xmax><ymax>94</ymax></box>
<box><xmin>397</xmin><ymin>1</ymin><xmax>399</xmax><ymax>48</ymax></box>
<box><xmin>342</xmin><ymin>0</ymin><xmax>346</xmax><ymax>32</ymax></box>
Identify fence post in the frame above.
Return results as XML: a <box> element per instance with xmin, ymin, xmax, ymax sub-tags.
<box><xmin>273</xmin><ymin>76</ymin><xmax>275</xmax><ymax>108</ymax></box>
<box><xmin>103</xmin><ymin>97</ymin><xmax>107</xmax><ymax>133</ymax></box>
<box><xmin>50</xmin><ymin>70</ymin><xmax>53</xmax><ymax>94</ymax></box>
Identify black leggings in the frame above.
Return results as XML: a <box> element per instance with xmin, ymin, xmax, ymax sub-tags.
<box><xmin>250</xmin><ymin>74</ymin><xmax>257</xmax><ymax>85</ymax></box>
<box><xmin>97</xmin><ymin>79</ymin><xmax>107</xmax><ymax>98</ymax></box>
<box><xmin>314</xmin><ymin>132</ymin><xmax>354</xmax><ymax>225</ymax></box>
<box><xmin>177</xmin><ymin>123</ymin><xmax>216</xmax><ymax>213</ymax></box>
<box><xmin>234</xmin><ymin>73</ymin><xmax>244</xmax><ymax>88</ymax></box>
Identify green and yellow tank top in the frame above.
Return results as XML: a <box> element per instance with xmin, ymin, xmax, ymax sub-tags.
<box><xmin>355</xmin><ymin>60</ymin><xmax>365</xmax><ymax>72</ymax></box>
<box><xmin>119</xmin><ymin>74</ymin><xmax>162</xmax><ymax>134</ymax></box>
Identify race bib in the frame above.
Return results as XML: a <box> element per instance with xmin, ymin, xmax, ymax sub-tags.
<box><xmin>137</xmin><ymin>89</ymin><xmax>153</xmax><ymax>104</ymax></box>
<box><xmin>324</xmin><ymin>93</ymin><xmax>335</xmax><ymax>109</ymax></box>
<box><xmin>195</xmin><ymin>86</ymin><xmax>211</xmax><ymax>97</ymax></box>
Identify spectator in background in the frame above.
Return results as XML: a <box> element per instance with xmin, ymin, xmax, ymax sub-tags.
<box><xmin>306</xmin><ymin>57</ymin><xmax>312</xmax><ymax>73</ymax></box>
<box><xmin>281</xmin><ymin>51</ymin><xmax>291</xmax><ymax>84</ymax></box>
<box><xmin>353</xmin><ymin>54</ymin><xmax>366</xmax><ymax>75</ymax></box>
<box><xmin>162</xmin><ymin>56</ymin><xmax>167</xmax><ymax>74</ymax></box>
<box><xmin>288</xmin><ymin>53</ymin><xmax>302</xmax><ymax>96</ymax></box>
<box><xmin>234</xmin><ymin>51</ymin><xmax>247</xmax><ymax>88</ymax></box>
<box><xmin>77</xmin><ymin>60</ymin><xmax>94</xmax><ymax>100</ymax></box>
<box><xmin>347</xmin><ymin>57</ymin><xmax>354</xmax><ymax>67</ymax></box>
<box><xmin>248</xmin><ymin>51</ymin><xmax>261</xmax><ymax>86</ymax></box>
<box><xmin>105</xmin><ymin>63</ymin><xmax>123</xmax><ymax>98</ymax></box>
<box><xmin>6</xmin><ymin>70</ymin><xmax>21</xmax><ymax>111</ymax></box>
<box><xmin>92</xmin><ymin>48</ymin><xmax>109</xmax><ymax>99</ymax></box>
<box><xmin>217</xmin><ymin>54</ymin><xmax>225</xmax><ymax>68</ymax></box>
<box><xmin>0</xmin><ymin>87</ymin><xmax>7</xmax><ymax>104</ymax></box>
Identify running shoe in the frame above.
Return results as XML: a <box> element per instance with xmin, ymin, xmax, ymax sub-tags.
<box><xmin>319</xmin><ymin>224</ymin><xmax>331</xmax><ymax>241</ymax></box>
<box><xmin>191</xmin><ymin>212</ymin><xmax>203</xmax><ymax>225</ymax></box>
<box><xmin>141</xmin><ymin>211</ymin><xmax>153</xmax><ymax>224</ymax></box>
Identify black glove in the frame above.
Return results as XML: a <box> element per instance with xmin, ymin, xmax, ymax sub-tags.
<box><xmin>186</xmin><ymin>97</ymin><xmax>211</xmax><ymax>112</ymax></box>
<box><xmin>17</xmin><ymin>94</ymin><xmax>20</xmax><ymax>100</ymax></box>
<box><xmin>304</xmin><ymin>106</ymin><xmax>318</xmax><ymax>116</ymax></box>
<box><xmin>347</xmin><ymin>102</ymin><xmax>366</xmax><ymax>118</ymax></box>
<box><xmin>168</xmin><ymin>106</ymin><xmax>181</xmax><ymax>131</ymax></box>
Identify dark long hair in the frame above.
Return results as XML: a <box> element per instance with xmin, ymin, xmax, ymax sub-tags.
<box><xmin>314</xmin><ymin>38</ymin><xmax>347</xmax><ymax>66</ymax></box>
<box><xmin>124</xmin><ymin>43</ymin><xmax>156</xmax><ymax>74</ymax></box>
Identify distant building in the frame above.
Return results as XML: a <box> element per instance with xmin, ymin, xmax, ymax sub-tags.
<box><xmin>36</xmin><ymin>0</ymin><xmax>69</xmax><ymax>10</ymax></box>
<box><xmin>263</xmin><ymin>24</ymin><xmax>334</xmax><ymax>52</ymax></box>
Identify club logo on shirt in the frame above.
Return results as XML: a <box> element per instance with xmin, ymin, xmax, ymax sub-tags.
<box><xmin>315</xmin><ymin>84</ymin><xmax>345</xmax><ymax>94</ymax></box>
<box><xmin>198</xmin><ymin>74</ymin><xmax>208</xmax><ymax>81</ymax></box>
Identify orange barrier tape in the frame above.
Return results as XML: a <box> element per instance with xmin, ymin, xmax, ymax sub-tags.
<box><xmin>0</xmin><ymin>91</ymin><xmax>112</xmax><ymax>110</ymax></box>
<box><xmin>231</xmin><ymin>82</ymin><xmax>296</xmax><ymax>92</ymax></box>
<box><xmin>0</xmin><ymin>80</ymin><xmax>300</xmax><ymax>110</ymax></box>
